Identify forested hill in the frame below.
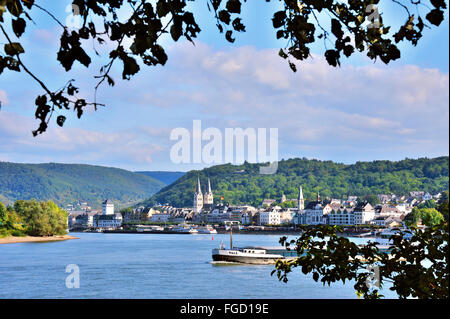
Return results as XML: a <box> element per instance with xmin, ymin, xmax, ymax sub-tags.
<box><xmin>135</xmin><ymin>171</ymin><xmax>186</xmax><ymax>185</ymax></box>
<box><xmin>140</xmin><ymin>157</ymin><xmax>449</xmax><ymax>208</ymax></box>
<box><xmin>0</xmin><ymin>162</ymin><xmax>165</xmax><ymax>209</ymax></box>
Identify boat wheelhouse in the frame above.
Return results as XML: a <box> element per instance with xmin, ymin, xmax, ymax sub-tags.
<box><xmin>211</xmin><ymin>221</ymin><xmax>296</xmax><ymax>264</ymax></box>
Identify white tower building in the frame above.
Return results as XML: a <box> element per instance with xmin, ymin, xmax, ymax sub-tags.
<box><xmin>193</xmin><ymin>177</ymin><xmax>204</xmax><ymax>213</ymax></box>
<box><xmin>102</xmin><ymin>199</ymin><xmax>114</xmax><ymax>215</ymax></box>
<box><xmin>298</xmin><ymin>186</ymin><xmax>305</xmax><ymax>211</ymax></box>
<box><xmin>203</xmin><ymin>178</ymin><xmax>214</xmax><ymax>205</ymax></box>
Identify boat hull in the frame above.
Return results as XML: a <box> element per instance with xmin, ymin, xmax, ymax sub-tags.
<box><xmin>212</xmin><ymin>254</ymin><xmax>283</xmax><ymax>265</ymax></box>
<box><xmin>211</xmin><ymin>249</ymin><xmax>292</xmax><ymax>265</ymax></box>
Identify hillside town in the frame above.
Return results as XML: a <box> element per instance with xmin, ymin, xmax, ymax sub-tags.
<box><xmin>67</xmin><ymin>177</ymin><xmax>444</xmax><ymax>232</ymax></box>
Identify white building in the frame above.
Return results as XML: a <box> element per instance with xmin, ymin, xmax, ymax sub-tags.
<box><xmin>96</xmin><ymin>213</ymin><xmax>122</xmax><ymax>229</ymax></box>
<box><xmin>204</xmin><ymin>178</ymin><xmax>214</xmax><ymax>205</ymax></box>
<box><xmin>193</xmin><ymin>177</ymin><xmax>214</xmax><ymax>213</ymax></box>
<box><xmin>259</xmin><ymin>211</ymin><xmax>281</xmax><ymax>225</ymax></box>
<box><xmin>150</xmin><ymin>213</ymin><xmax>171</xmax><ymax>223</ymax></box>
<box><xmin>353</xmin><ymin>202</ymin><xmax>375</xmax><ymax>224</ymax></box>
<box><xmin>102</xmin><ymin>199</ymin><xmax>114</xmax><ymax>215</ymax></box>
<box><xmin>328</xmin><ymin>209</ymin><xmax>354</xmax><ymax>225</ymax></box>
<box><xmin>279</xmin><ymin>210</ymin><xmax>293</xmax><ymax>225</ymax></box>
<box><xmin>298</xmin><ymin>185</ymin><xmax>305</xmax><ymax>210</ymax></box>
<box><xmin>75</xmin><ymin>213</ymin><xmax>94</xmax><ymax>227</ymax></box>
<box><xmin>193</xmin><ymin>177</ymin><xmax>203</xmax><ymax>213</ymax></box>
<box><xmin>304</xmin><ymin>200</ymin><xmax>332</xmax><ymax>225</ymax></box>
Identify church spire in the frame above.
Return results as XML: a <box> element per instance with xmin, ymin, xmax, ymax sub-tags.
<box><xmin>298</xmin><ymin>185</ymin><xmax>304</xmax><ymax>210</ymax></box>
<box><xmin>197</xmin><ymin>176</ymin><xmax>202</xmax><ymax>194</ymax></box>
<box><xmin>204</xmin><ymin>177</ymin><xmax>214</xmax><ymax>205</ymax></box>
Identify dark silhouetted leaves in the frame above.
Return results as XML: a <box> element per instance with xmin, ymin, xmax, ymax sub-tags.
<box><xmin>272</xmin><ymin>11</ymin><xmax>286</xmax><ymax>28</ymax></box>
<box><xmin>325</xmin><ymin>49</ymin><xmax>340</xmax><ymax>67</ymax></box>
<box><xmin>0</xmin><ymin>0</ymin><xmax>446</xmax><ymax>135</ymax></box>
<box><xmin>4</xmin><ymin>42</ymin><xmax>24</xmax><ymax>56</ymax></box>
<box><xmin>11</xmin><ymin>17</ymin><xmax>26</xmax><ymax>37</ymax></box>
<box><xmin>218</xmin><ymin>10</ymin><xmax>231</xmax><ymax>24</ymax></box>
<box><xmin>57</xmin><ymin>30</ymin><xmax>91</xmax><ymax>71</ymax></box>
<box><xmin>331</xmin><ymin>19</ymin><xmax>343</xmax><ymax>39</ymax></box>
<box><xmin>225</xmin><ymin>30</ymin><xmax>235</xmax><ymax>42</ymax></box>
<box><xmin>56</xmin><ymin>115</ymin><xmax>66</xmax><ymax>127</ymax></box>
<box><xmin>226</xmin><ymin>0</ymin><xmax>241</xmax><ymax>14</ymax></box>
<box><xmin>426</xmin><ymin>9</ymin><xmax>444</xmax><ymax>26</ymax></box>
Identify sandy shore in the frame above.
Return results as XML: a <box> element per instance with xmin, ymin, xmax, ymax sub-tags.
<box><xmin>0</xmin><ymin>234</ymin><xmax>78</xmax><ymax>244</ymax></box>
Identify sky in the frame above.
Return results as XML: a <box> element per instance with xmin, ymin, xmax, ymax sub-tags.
<box><xmin>0</xmin><ymin>0</ymin><xmax>449</xmax><ymax>172</ymax></box>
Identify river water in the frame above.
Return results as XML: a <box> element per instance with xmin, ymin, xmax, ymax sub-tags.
<box><xmin>0</xmin><ymin>232</ymin><xmax>398</xmax><ymax>298</ymax></box>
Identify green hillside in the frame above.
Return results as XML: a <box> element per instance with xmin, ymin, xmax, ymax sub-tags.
<box><xmin>135</xmin><ymin>171</ymin><xmax>186</xmax><ymax>185</ymax></box>
<box><xmin>0</xmin><ymin>162</ymin><xmax>165</xmax><ymax>209</ymax></box>
<box><xmin>141</xmin><ymin>157</ymin><xmax>449</xmax><ymax>208</ymax></box>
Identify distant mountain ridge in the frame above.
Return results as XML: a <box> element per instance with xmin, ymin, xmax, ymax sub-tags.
<box><xmin>135</xmin><ymin>171</ymin><xmax>186</xmax><ymax>185</ymax></box>
<box><xmin>0</xmin><ymin>162</ymin><xmax>166</xmax><ymax>209</ymax></box>
<box><xmin>140</xmin><ymin>156</ymin><xmax>449</xmax><ymax>208</ymax></box>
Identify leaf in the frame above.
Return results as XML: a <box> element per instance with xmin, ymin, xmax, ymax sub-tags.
<box><xmin>6</xmin><ymin>0</ymin><xmax>22</xmax><ymax>17</ymax></box>
<box><xmin>21</xmin><ymin>0</ymin><xmax>34</xmax><ymax>10</ymax></box>
<box><xmin>232</xmin><ymin>17</ymin><xmax>245</xmax><ymax>32</ymax></box>
<box><xmin>218</xmin><ymin>10</ymin><xmax>231</xmax><ymax>25</ymax></box>
<box><xmin>313</xmin><ymin>272</ymin><xmax>319</xmax><ymax>282</ymax></box>
<box><xmin>56</xmin><ymin>115</ymin><xmax>66</xmax><ymax>127</ymax></box>
<box><xmin>272</xmin><ymin>11</ymin><xmax>286</xmax><ymax>28</ymax></box>
<box><xmin>106</xmin><ymin>75</ymin><xmax>115</xmax><ymax>86</ymax></box>
<box><xmin>170</xmin><ymin>18</ymin><xmax>183</xmax><ymax>42</ymax></box>
<box><xmin>226</xmin><ymin>0</ymin><xmax>241</xmax><ymax>14</ymax></box>
<box><xmin>225</xmin><ymin>30</ymin><xmax>235</xmax><ymax>43</ymax></box>
<box><xmin>278</xmin><ymin>48</ymin><xmax>288</xmax><ymax>59</ymax></box>
<box><xmin>325</xmin><ymin>49</ymin><xmax>340</xmax><ymax>67</ymax></box>
<box><xmin>331</xmin><ymin>19</ymin><xmax>344</xmax><ymax>39</ymax></box>
<box><xmin>426</xmin><ymin>9</ymin><xmax>444</xmax><ymax>26</ymax></box>
<box><xmin>288</xmin><ymin>61</ymin><xmax>297</xmax><ymax>72</ymax></box>
<box><xmin>4</xmin><ymin>42</ymin><xmax>24</xmax><ymax>56</ymax></box>
<box><xmin>276</xmin><ymin>30</ymin><xmax>284</xmax><ymax>39</ymax></box>
<box><xmin>12</xmin><ymin>17</ymin><xmax>26</xmax><ymax>37</ymax></box>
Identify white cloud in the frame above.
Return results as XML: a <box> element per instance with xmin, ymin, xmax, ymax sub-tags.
<box><xmin>0</xmin><ymin>111</ymin><xmax>166</xmax><ymax>170</ymax></box>
<box><xmin>1</xmin><ymin>41</ymin><xmax>448</xmax><ymax>168</ymax></box>
<box><xmin>0</xmin><ymin>90</ymin><xmax>8</xmax><ymax>106</ymax></box>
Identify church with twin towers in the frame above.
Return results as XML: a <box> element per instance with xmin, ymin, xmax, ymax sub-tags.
<box><xmin>193</xmin><ymin>177</ymin><xmax>214</xmax><ymax>213</ymax></box>
<box><xmin>193</xmin><ymin>176</ymin><xmax>306</xmax><ymax>213</ymax></box>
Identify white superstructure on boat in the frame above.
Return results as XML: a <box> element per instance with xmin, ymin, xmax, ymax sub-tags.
<box><xmin>172</xmin><ymin>224</ymin><xmax>198</xmax><ymax>234</ymax></box>
<box><xmin>198</xmin><ymin>225</ymin><xmax>218</xmax><ymax>234</ymax></box>
<box><xmin>136</xmin><ymin>225</ymin><xmax>164</xmax><ymax>232</ymax></box>
<box><xmin>211</xmin><ymin>221</ymin><xmax>295</xmax><ymax>265</ymax></box>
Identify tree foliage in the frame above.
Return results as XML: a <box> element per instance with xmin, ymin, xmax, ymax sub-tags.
<box><xmin>12</xmin><ymin>199</ymin><xmax>67</xmax><ymax>236</ymax></box>
<box><xmin>142</xmin><ymin>156</ymin><xmax>449</xmax><ymax>207</ymax></box>
<box><xmin>406</xmin><ymin>206</ymin><xmax>444</xmax><ymax>227</ymax></box>
<box><xmin>0</xmin><ymin>0</ymin><xmax>447</xmax><ymax>134</ymax></box>
<box><xmin>272</xmin><ymin>222</ymin><xmax>449</xmax><ymax>299</ymax></box>
<box><xmin>1</xmin><ymin>199</ymin><xmax>67</xmax><ymax>237</ymax></box>
<box><xmin>0</xmin><ymin>161</ymin><xmax>165</xmax><ymax>208</ymax></box>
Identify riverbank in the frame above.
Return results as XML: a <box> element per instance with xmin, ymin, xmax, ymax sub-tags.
<box><xmin>0</xmin><ymin>234</ymin><xmax>78</xmax><ymax>244</ymax></box>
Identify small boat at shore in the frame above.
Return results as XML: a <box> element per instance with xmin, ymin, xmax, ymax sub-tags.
<box><xmin>172</xmin><ymin>224</ymin><xmax>198</xmax><ymax>234</ymax></box>
<box><xmin>198</xmin><ymin>225</ymin><xmax>218</xmax><ymax>234</ymax></box>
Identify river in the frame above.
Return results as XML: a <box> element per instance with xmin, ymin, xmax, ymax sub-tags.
<box><xmin>0</xmin><ymin>232</ymin><xmax>398</xmax><ymax>298</ymax></box>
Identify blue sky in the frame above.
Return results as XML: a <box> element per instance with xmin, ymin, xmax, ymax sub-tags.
<box><xmin>0</xmin><ymin>0</ymin><xmax>448</xmax><ymax>171</ymax></box>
